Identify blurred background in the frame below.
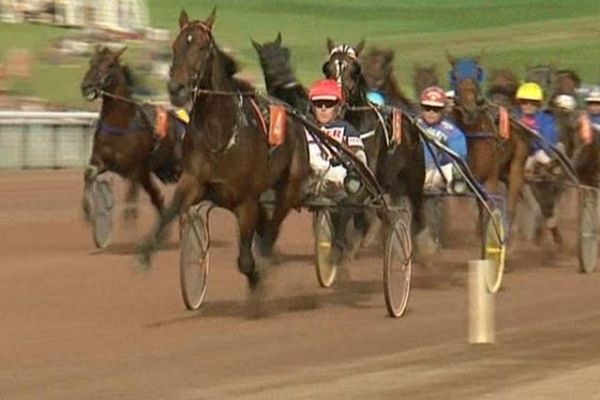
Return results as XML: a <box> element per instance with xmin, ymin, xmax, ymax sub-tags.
<box><xmin>0</xmin><ymin>0</ymin><xmax>598</xmax><ymax>110</ymax></box>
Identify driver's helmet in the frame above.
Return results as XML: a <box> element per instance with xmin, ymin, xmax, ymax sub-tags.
<box><xmin>516</xmin><ymin>82</ymin><xmax>544</xmax><ymax>102</ymax></box>
<box><xmin>553</xmin><ymin>94</ymin><xmax>577</xmax><ymax>111</ymax></box>
<box><xmin>585</xmin><ymin>87</ymin><xmax>600</xmax><ymax>103</ymax></box>
<box><xmin>420</xmin><ymin>86</ymin><xmax>447</xmax><ymax>107</ymax></box>
<box><xmin>309</xmin><ymin>79</ymin><xmax>343</xmax><ymax>102</ymax></box>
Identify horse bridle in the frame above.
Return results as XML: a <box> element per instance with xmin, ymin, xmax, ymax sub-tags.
<box><xmin>176</xmin><ymin>21</ymin><xmax>216</xmax><ymax>103</ymax></box>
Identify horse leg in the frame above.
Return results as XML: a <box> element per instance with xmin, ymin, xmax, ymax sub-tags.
<box><xmin>81</xmin><ymin>163</ymin><xmax>101</xmax><ymax>223</ymax></box>
<box><xmin>123</xmin><ymin>180</ymin><xmax>140</xmax><ymax>222</ymax></box>
<box><xmin>139</xmin><ymin>171</ymin><xmax>164</xmax><ymax>215</ymax></box>
<box><xmin>138</xmin><ymin>172</ymin><xmax>200</xmax><ymax>268</ymax></box>
<box><xmin>235</xmin><ymin>197</ymin><xmax>261</xmax><ymax>289</ymax></box>
<box><xmin>506</xmin><ymin>140</ymin><xmax>528</xmax><ymax>225</ymax></box>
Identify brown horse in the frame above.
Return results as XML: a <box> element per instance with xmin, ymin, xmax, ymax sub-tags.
<box><xmin>486</xmin><ymin>67</ymin><xmax>520</xmax><ymax>108</ymax></box>
<box><xmin>360</xmin><ymin>47</ymin><xmax>414</xmax><ymax>111</ymax></box>
<box><xmin>251</xmin><ymin>32</ymin><xmax>310</xmax><ymax>114</ymax></box>
<box><xmin>80</xmin><ymin>46</ymin><xmax>182</xmax><ymax>224</ymax></box>
<box><xmin>448</xmin><ymin>55</ymin><xmax>529</xmax><ymax>228</ymax></box>
<box><xmin>412</xmin><ymin>64</ymin><xmax>439</xmax><ymax>99</ymax></box>
<box><xmin>138</xmin><ymin>9</ymin><xmax>309</xmax><ymax>288</ymax></box>
<box><xmin>322</xmin><ymin>39</ymin><xmax>425</xmax><ymax>245</ymax></box>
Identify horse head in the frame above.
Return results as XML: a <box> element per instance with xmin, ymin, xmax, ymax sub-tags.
<box><xmin>251</xmin><ymin>32</ymin><xmax>295</xmax><ymax>89</ymax></box>
<box><xmin>447</xmin><ymin>53</ymin><xmax>487</xmax><ymax>124</ymax></box>
<box><xmin>322</xmin><ymin>38</ymin><xmax>366</xmax><ymax>101</ymax></box>
<box><xmin>361</xmin><ymin>47</ymin><xmax>394</xmax><ymax>92</ymax></box>
<box><xmin>80</xmin><ymin>46</ymin><xmax>127</xmax><ymax>100</ymax></box>
<box><xmin>486</xmin><ymin>67</ymin><xmax>519</xmax><ymax>108</ymax></box>
<box><xmin>525</xmin><ymin>64</ymin><xmax>556</xmax><ymax>99</ymax></box>
<box><xmin>412</xmin><ymin>63</ymin><xmax>439</xmax><ymax>96</ymax></box>
<box><xmin>554</xmin><ymin>69</ymin><xmax>581</xmax><ymax>96</ymax></box>
<box><xmin>168</xmin><ymin>8</ymin><xmax>218</xmax><ymax>107</ymax></box>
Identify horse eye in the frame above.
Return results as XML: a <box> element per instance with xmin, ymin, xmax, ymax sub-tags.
<box><xmin>187</xmin><ymin>34</ymin><xmax>193</xmax><ymax>44</ymax></box>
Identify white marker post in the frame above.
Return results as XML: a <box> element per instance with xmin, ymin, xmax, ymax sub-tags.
<box><xmin>468</xmin><ymin>260</ymin><xmax>495</xmax><ymax>344</ymax></box>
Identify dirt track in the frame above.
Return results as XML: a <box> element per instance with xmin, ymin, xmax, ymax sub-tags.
<box><xmin>1</xmin><ymin>170</ymin><xmax>599</xmax><ymax>399</ymax></box>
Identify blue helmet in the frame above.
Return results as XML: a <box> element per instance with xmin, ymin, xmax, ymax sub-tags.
<box><xmin>367</xmin><ymin>91</ymin><xmax>385</xmax><ymax>106</ymax></box>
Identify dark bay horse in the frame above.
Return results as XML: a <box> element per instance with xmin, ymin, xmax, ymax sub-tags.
<box><xmin>322</xmin><ymin>39</ymin><xmax>425</xmax><ymax>242</ymax></box>
<box><xmin>360</xmin><ymin>47</ymin><xmax>414</xmax><ymax>111</ymax></box>
<box><xmin>448</xmin><ymin>55</ymin><xmax>530</xmax><ymax>228</ymax></box>
<box><xmin>251</xmin><ymin>32</ymin><xmax>310</xmax><ymax>114</ymax></box>
<box><xmin>412</xmin><ymin>64</ymin><xmax>439</xmax><ymax>99</ymax></box>
<box><xmin>139</xmin><ymin>9</ymin><xmax>309</xmax><ymax>288</ymax></box>
<box><xmin>80</xmin><ymin>46</ymin><xmax>182</xmax><ymax>223</ymax></box>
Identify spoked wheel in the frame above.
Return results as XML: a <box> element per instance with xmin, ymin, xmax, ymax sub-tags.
<box><xmin>578</xmin><ymin>189</ymin><xmax>598</xmax><ymax>274</ymax></box>
<box><xmin>383</xmin><ymin>211</ymin><xmax>412</xmax><ymax>318</ymax></box>
<box><xmin>180</xmin><ymin>202</ymin><xmax>211</xmax><ymax>310</ymax></box>
<box><xmin>482</xmin><ymin>207</ymin><xmax>506</xmax><ymax>293</ymax></box>
<box><xmin>91</xmin><ymin>177</ymin><xmax>113</xmax><ymax>249</ymax></box>
<box><xmin>313</xmin><ymin>209</ymin><xmax>337</xmax><ymax>288</ymax></box>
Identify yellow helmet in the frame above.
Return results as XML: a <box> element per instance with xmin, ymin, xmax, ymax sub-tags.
<box><xmin>174</xmin><ymin>108</ymin><xmax>190</xmax><ymax>124</ymax></box>
<box><xmin>516</xmin><ymin>82</ymin><xmax>544</xmax><ymax>102</ymax></box>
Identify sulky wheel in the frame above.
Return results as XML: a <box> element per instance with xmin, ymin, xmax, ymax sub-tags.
<box><xmin>313</xmin><ymin>209</ymin><xmax>337</xmax><ymax>288</ymax></box>
<box><xmin>91</xmin><ymin>177</ymin><xmax>113</xmax><ymax>249</ymax></box>
<box><xmin>180</xmin><ymin>202</ymin><xmax>211</xmax><ymax>310</ymax></box>
<box><xmin>578</xmin><ymin>189</ymin><xmax>598</xmax><ymax>274</ymax></box>
<box><xmin>481</xmin><ymin>207</ymin><xmax>506</xmax><ymax>293</ymax></box>
<box><xmin>383</xmin><ymin>211</ymin><xmax>412</xmax><ymax>318</ymax></box>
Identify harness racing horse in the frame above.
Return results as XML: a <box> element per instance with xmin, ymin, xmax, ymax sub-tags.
<box><xmin>322</xmin><ymin>39</ymin><xmax>425</xmax><ymax>251</ymax></box>
<box><xmin>412</xmin><ymin>64</ymin><xmax>440</xmax><ymax>100</ymax></box>
<box><xmin>139</xmin><ymin>10</ymin><xmax>309</xmax><ymax>289</ymax></box>
<box><xmin>525</xmin><ymin>101</ymin><xmax>579</xmax><ymax>246</ymax></box>
<box><xmin>251</xmin><ymin>32</ymin><xmax>310</xmax><ymax>114</ymax></box>
<box><xmin>80</xmin><ymin>46</ymin><xmax>182</xmax><ymax>226</ymax></box>
<box><xmin>486</xmin><ymin>67</ymin><xmax>520</xmax><ymax>109</ymax></box>
<box><xmin>448</xmin><ymin>55</ymin><xmax>529</xmax><ymax>231</ymax></box>
<box><xmin>360</xmin><ymin>47</ymin><xmax>414</xmax><ymax>111</ymax></box>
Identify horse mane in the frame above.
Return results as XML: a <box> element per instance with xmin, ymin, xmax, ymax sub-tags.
<box><xmin>216</xmin><ymin>46</ymin><xmax>240</xmax><ymax>77</ymax></box>
<box><xmin>121</xmin><ymin>65</ymin><xmax>136</xmax><ymax>88</ymax></box>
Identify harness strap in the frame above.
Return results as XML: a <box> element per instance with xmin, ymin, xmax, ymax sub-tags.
<box><xmin>466</xmin><ymin>132</ymin><xmax>496</xmax><ymax>139</ymax></box>
<box><xmin>360</xmin><ymin>129</ymin><xmax>376</xmax><ymax>140</ymax></box>
<box><xmin>99</xmin><ymin>120</ymin><xmax>139</xmax><ymax>136</ymax></box>
<box><xmin>248</xmin><ymin>98</ymin><xmax>268</xmax><ymax>136</ymax></box>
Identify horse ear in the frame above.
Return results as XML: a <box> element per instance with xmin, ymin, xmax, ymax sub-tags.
<box><xmin>326</xmin><ymin>37</ymin><xmax>335</xmax><ymax>53</ymax></box>
<box><xmin>179</xmin><ymin>10</ymin><xmax>189</xmax><ymax>29</ymax></box>
<box><xmin>446</xmin><ymin>51</ymin><xmax>456</xmax><ymax>67</ymax></box>
<box><xmin>275</xmin><ymin>32</ymin><xmax>282</xmax><ymax>47</ymax></box>
<box><xmin>355</xmin><ymin>39</ymin><xmax>365</xmax><ymax>56</ymax></box>
<box><xmin>205</xmin><ymin>6</ymin><xmax>217</xmax><ymax>29</ymax></box>
<box><xmin>384</xmin><ymin>49</ymin><xmax>394</xmax><ymax>63</ymax></box>
<box><xmin>250</xmin><ymin>37</ymin><xmax>261</xmax><ymax>52</ymax></box>
<box><xmin>114</xmin><ymin>46</ymin><xmax>127</xmax><ymax>60</ymax></box>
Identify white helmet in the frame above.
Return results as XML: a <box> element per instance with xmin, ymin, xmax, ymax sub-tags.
<box><xmin>585</xmin><ymin>87</ymin><xmax>600</xmax><ymax>103</ymax></box>
<box><xmin>554</xmin><ymin>94</ymin><xmax>577</xmax><ymax>111</ymax></box>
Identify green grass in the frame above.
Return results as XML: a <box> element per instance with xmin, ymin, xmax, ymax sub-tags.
<box><xmin>1</xmin><ymin>0</ymin><xmax>599</xmax><ymax>107</ymax></box>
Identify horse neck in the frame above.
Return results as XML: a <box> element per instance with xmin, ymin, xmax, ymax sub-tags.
<box><xmin>100</xmin><ymin>72</ymin><xmax>136</xmax><ymax>122</ymax></box>
<box><xmin>381</xmin><ymin>77</ymin><xmax>414</xmax><ymax>111</ymax></box>
<box><xmin>192</xmin><ymin>49</ymin><xmax>238</xmax><ymax>115</ymax></box>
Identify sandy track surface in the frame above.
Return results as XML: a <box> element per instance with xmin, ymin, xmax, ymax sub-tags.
<box><xmin>1</xmin><ymin>170</ymin><xmax>599</xmax><ymax>399</ymax></box>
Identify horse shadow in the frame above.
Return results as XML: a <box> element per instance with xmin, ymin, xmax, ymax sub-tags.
<box><xmin>145</xmin><ymin>277</ymin><xmax>383</xmax><ymax>328</ymax></box>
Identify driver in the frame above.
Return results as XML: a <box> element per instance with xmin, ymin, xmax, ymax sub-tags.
<box><xmin>417</xmin><ymin>86</ymin><xmax>467</xmax><ymax>192</ymax></box>
<box><xmin>514</xmin><ymin>82</ymin><xmax>559</xmax><ymax>173</ymax></box>
<box><xmin>306</xmin><ymin>79</ymin><xmax>366</xmax><ymax>196</ymax></box>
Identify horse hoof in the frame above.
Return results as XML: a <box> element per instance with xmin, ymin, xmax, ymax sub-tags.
<box><xmin>247</xmin><ymin>271</ymin><xmax>261</xmax><ymax>290</ymax></box>
<box><xmin>136</xmin><ymin>242</ymin><xmax>154</xmax><ymax>271</ymax></box>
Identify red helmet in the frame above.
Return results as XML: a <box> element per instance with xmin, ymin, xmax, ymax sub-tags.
<box><xmin>309</xmin><ymin>79</ymin><xmax>343</xmax><ymax>102</ymax></box>
<box><xmin>420</xmin><ymin>86</ymin><xmax>447</xmax><ymax>107</ymax></box>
